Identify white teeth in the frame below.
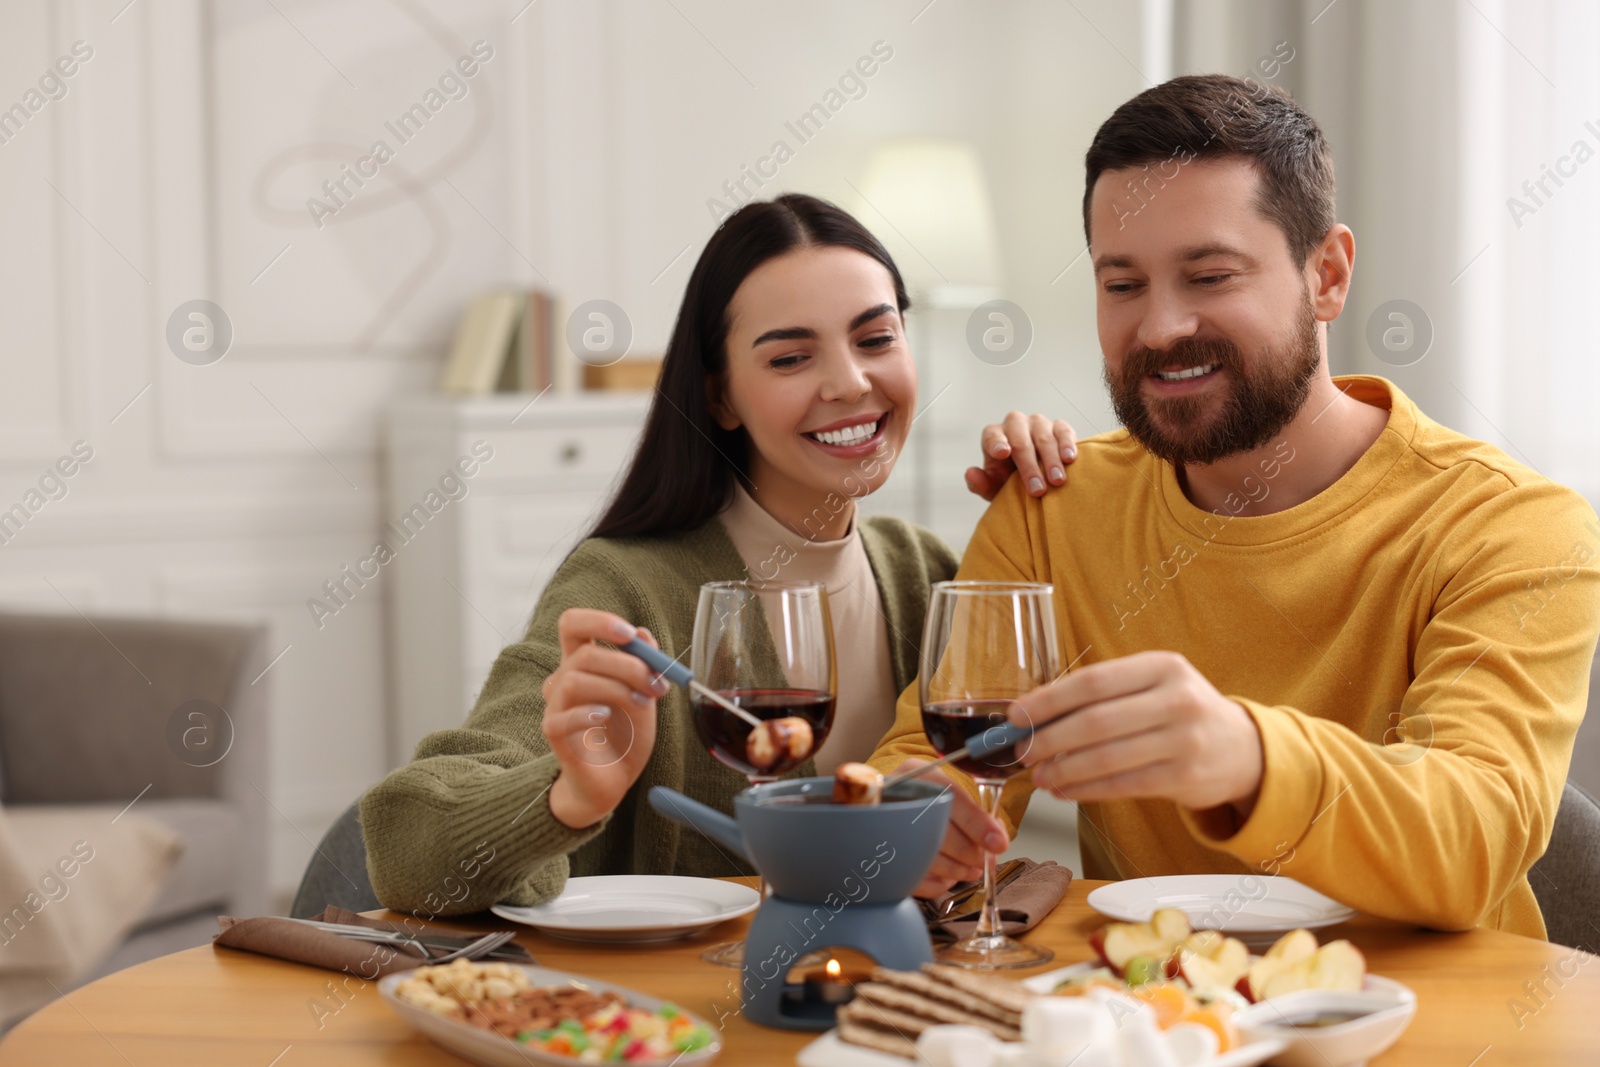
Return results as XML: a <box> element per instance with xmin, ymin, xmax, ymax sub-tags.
<box><xmin>1157</xmin><ymin>363</ymin><xmax>1218</xmax><ymax>381</ymax></box>
<box><xmin>810</xmin><ymin>420</ymin><xmax>878</xmax><ymax>446</ymax></box>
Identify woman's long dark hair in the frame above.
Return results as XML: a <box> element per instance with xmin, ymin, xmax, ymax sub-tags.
<box><xmin>589</xmin><ymin>194</ymin><xmax>911</xmax><ymax>540</ymax></box>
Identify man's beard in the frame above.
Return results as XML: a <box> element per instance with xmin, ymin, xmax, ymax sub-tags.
<box><xmin>1105</xmin><ymin>298</ymin><xmax>1320</xmax><ymax>467</ymax></box>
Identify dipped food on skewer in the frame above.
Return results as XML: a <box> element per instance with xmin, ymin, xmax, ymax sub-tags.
<box><xmin>836</xmin><ymin>719</ymin><xmax>1044</xmax><ymax>805</ymax></box>
<box><xmin>745</xmin><ymin>716</ymin><xmax>815</xmax><ymax>773</ymax></box>
<box><xmin>617</xmin><ymin>637</ymin><xmax>821</xmax><ymax>773</ymax></box>
<box><xmin>833</xmin><ymin>762</ymin><xmax>886</xmax><ymax>805</ymax></box>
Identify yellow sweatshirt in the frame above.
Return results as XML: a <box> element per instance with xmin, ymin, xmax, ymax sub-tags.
<box><xmin>871</xmin><ymin>377</ymin><xmax>1600</xmax><ymax>938</ymax></box>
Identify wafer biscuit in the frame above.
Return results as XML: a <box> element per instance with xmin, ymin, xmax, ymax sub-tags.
<box><xmin>867</xmin><ymin>966</ymin><xmax>1020</xmax><ymax>1026</ymax></box>
<box><xmin>836</xmin><ymin>1014</ymin><xmax>918</xmax><ymax>1058</ymax></box>
<box><xmin>838</xmin><ymin>997</ymin><xmax>943</xmax><ymax>1039</ymax></box>
<box><xmin>836</xmin><ymin>962</ymin><xmax>1038</xmax><ymax>1059</ymax></box>
<box><xmin>852</xmin><ymin>983</ymin><xmax>1022</xmax><ymax>1039</ymax></box>
<box><xmin>922</xmin><ymin>962</ymin><xmax>1038</xmax><ymax>1014</ymax></box>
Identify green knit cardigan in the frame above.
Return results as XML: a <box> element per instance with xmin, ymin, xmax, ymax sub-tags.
<box><xmin>360</xmin><ymin>514</ymin><xmax>957</xmax><ymax>915</ymax></box>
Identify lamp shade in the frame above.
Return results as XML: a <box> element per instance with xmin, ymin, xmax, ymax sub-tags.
<box><xmin>853</xmin><ymin>138</ymin><xmax>1002</xmax><ymax>305</ymax></box>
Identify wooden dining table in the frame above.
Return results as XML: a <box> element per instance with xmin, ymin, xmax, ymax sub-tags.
<box><xmin>2</xmin><ymin>878</ymin><xmax>1595</xmax><ymax>1065</ymax></box>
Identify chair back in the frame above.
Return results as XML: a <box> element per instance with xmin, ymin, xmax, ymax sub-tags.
<box><xmin>290</xmin><ymin>800</ymin><xmax>381</xmax><ymax>919</ymax></box>
<box><xmin>1530</xmin><ymin>781</ymin><xmax>1600</xmax><ymax>952</ymax></box>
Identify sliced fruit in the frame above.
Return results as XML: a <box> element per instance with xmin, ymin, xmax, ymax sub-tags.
<box><xmin>1124</xmin><ymin>955</ymin><xmax>1165</xmax><ymax>987</ymax></box>
<box><xmin>1152</xmin><ymin>908</ymin><xmax>1193</xmax><ymax>944</ymax></box>
<box><xmin>1264</xmin><ymin>928</ymin><xmax>1319</xmax><ymax>963</ymax></box>
<box><xmin>1089</xmin><ymin>909</ymin><xmax>1193</xmax><ymax>976</ymax></box>
<box><xmin>1180</xmin><ymin>930</ymin><xmax>1225</xmax><ymax>957</ymax></box>
<box><xmin>1129</xmin><ymin>983</ymin><xmax>1191</xmax><ymax>1028</ymax></box>
<box><xmin>1179</xmin><ymin>1005</ymin><xmax>1236</xmax><ymax>1053</ymax></box>
<box><xmin>1255</xmin><ymin>939</ymin><xmax>1366</xmax><ymax>1001</ymax></box>
<box><xmin>1235</xmin><ymin>927</ymin><xmax>1350</xmax><ymax>1004</ymax></box>
<box><xmin>1169</xmin><ymin>932</ymin><xmax>1250</xmax><ymax>999</ymax></box>
<box><xmin>1236</xmin><ymin>928</ymin><xmax>1320</xmax><ymax>1001</ymax></box>
<box><xmin>1092</xmin><ymin>926</ymin><xmax>1168</xmax><ymax>975</ymax></box>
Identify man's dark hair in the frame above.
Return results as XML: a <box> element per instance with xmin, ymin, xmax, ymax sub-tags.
<box><xmin>1082</xmin><ymin>73</ymin><xmax>1336</xmax><ymax>265</ymax></box>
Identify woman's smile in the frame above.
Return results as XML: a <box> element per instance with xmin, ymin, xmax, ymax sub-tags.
<box><xmin>802</xmin><ymin>411</ymin><xmax>891</xmax><ymax>456</ymax></box>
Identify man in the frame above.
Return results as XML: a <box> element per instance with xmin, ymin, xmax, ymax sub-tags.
<box><xmin>871</xmin><ymin>74</ymin><xmax>1600</xmax><ymax>938</ymax></box>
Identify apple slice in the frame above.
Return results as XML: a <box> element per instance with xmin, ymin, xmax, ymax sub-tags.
<box><xmin>1264</xmin><ymin>928</ymin><xmax>1319</xmax><ymax>964</ymax></box>
<box><xmin>1088</xmin><ymin>908</ymin><xmax>1192</xmax><ymax>977</ymax></box>
<box><xmin>1179</xmin><ymin>929</ymin><xmax>1226</xmax><ymax>958</ymax></box>
<box><xmin>1168</xmin><ymin>932</ymin><xmax>1250</xmax><ymax>997</ymax></box>
<box><xmin>1237</xmin><ymin>929</ymin><xmax>1320</xmax><ymax>1002</ymax></box>
<box><xmin>1091</xmin><ymin>924</ymin><xmax>1172</xmax><ymax>977</ymax></box>
<box><xmin>1152</xmin><ymin>908</ymin><xmax>1193</xmax><ymax>944</ymax></box>
<box><xmin>1256</xmin><ymin>940</ymin><xmax>1366</xmax><ymax>1001</ymax></box>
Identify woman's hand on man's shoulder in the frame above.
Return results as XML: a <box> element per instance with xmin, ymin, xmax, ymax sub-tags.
<box><xmin>966</xmin><ymin>412</ymin><xmax>1078</xmax><ymax>502</ymax></box>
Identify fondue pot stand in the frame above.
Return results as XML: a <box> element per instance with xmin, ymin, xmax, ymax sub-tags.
<box><xmin>648</xmin><ymin>777</ymin><xmax>953</xmax><ymax>1031</ymax></box>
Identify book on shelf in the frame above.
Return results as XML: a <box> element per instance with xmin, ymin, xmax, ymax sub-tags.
<box><xmin>439</xmin><ymin>289</ymin><xmax>582</xmax><ymax>396</ymax></box>
<box><xmin>438</xmin><ymin>291</ymin><xmax>525</xmax><ymax>395</ymax></box>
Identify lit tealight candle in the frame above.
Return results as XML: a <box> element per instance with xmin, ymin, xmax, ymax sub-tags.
<box><xmin>803</xmin><ymin>958</ymin><xmax>864</xmax><ymax>1006</ymax></box>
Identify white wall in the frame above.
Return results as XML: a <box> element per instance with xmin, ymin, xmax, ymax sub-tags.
<box><xmin>0</xmin><ymin>0</ymin><xmax>546</xmax><ymax>896</ymax></box>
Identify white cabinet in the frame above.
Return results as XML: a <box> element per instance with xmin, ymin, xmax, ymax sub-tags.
<box><xmin>384</xmin><ymin>394</ymin><xmax>651</xmax><ymax>763</ymax></box>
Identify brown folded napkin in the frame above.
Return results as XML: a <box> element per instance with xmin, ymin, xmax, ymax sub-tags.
<box><xmin>212</xmin><ymin>906</ymin><xmax>496</xmax><ymax>977</ymax></box>
<box><xmin>928</xmin><ymin>860</ymin><xmax>1073</xmax><ymax>943</ymax></box>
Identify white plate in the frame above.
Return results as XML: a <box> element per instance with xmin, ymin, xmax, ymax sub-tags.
<box><xmin>1087</xmin><ymin>876</ymin><xmax>1357</xmax><ymax>944</ymax></box>
<box><xmin>490</xmin><ymin>875</ymin><xmax>760</xmax><ymax>943</ymax></box>
<box><xmin>379</xmin><ymin>963</ymin><xmax>719</xmax><ymax>1067</ymax></box>
<box><xmin>1022</xmin><ymin>959</ymin><xmax>1416</xmax><ymax>1004</ymax></box>
<box><xmin>798</xmin><ymin>1028</ymin><xmax>1286</xmax><ymax>1067</ymax></box>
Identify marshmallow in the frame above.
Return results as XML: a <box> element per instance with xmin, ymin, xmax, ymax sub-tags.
<box><xmin>916</xmin><ymin>1025</ymin><xmax>1002</xmax><ymax>1067</ymax></box>
<box><xmin>832</xmin><ymin>762</ymin><xmax>884</xmax><ymax>805</ymax></box>
<box><xmin>745</xmin><ymin>716</ymin><xmax>813</xmax><ymax>770</ymax></box>
<box><xmin>1161</xmin><ymin>1022</ymin><xmax>1221</xmax><ymax>1066</ymax></box>
<box><xmin>1021</xmin><ymin>996</ymin><xmax>1120</xmax><ymax>1067</ymax></box>
<box><xmin>1093</xmin><ymin>991</ymin><xmax>1182</xmax><ymax>1067</ymax></box>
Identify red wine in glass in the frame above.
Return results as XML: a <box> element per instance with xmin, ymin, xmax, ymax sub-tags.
<box><xmin>690</xmin><ymin>579</ymin><xmax>835</xmax><ymax>968</ymax></box>
<box><xmin>920</xmin><ymin>699</ymin><xmax>1030</xmax><ymax>779</ymax></box>
<box><xmin>918</xmin><ymin>580</ymin><xmax>1058</xmax><ymax>970</ymax></box>
<box><xmin>692</xmin><ymin>688</ymin><xmax>835</xmax><ymax>778</ymax></box>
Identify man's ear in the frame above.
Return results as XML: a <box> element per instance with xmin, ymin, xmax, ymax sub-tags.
<box><xmin>1307</xmin><ymin>223</ymin><xmax>1355</xmax><ymax>322</ymax></box>
<box><xmin>707</xmin><ymin>375</ymin><xmax>741</xmax><ymax>431</ymax></box>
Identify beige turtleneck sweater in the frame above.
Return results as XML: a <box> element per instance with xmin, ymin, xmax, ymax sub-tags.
<box><xmin>717</xmin><ymin>483</ymin><xmax>899</xmax><ymax>773</ymax></box>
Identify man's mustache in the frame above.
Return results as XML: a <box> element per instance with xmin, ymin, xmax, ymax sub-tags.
<box><xmin>1123</xmin><ymin>337</ymin><xmax>1244</xmax><ymax>380</ymax></box>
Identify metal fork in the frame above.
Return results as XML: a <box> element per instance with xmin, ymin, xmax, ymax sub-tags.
<box><xmin>290</xmin><ymin>920</ymin><xmax>526</xmax><ymax>962</ymax></box>
<box><xmin>428</xmin><ymin>930</ymin><xmax>518</xmax><ymax>964</ymax></box>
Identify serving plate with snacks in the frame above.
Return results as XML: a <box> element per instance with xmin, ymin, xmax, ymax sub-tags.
<box><xmin>1028</xmin><ymin>908</ymin><xmax>1412</xmax><ymax>1006</ymax></box>
<box><xmin>1023</xmin><ymin>910</ymin><xmax>1415</xmax><ymax>1067</ymax></box>
<box><xmin>796</xmin><ymin>957</ymin><xmax>1286</xmax><ymax>1067</ymax></box>
<box><xmin>380</xmin><ymin>958</ymin><xmax>720</xmax><ymax>1066</ymax></box>
<box><xmin>800</xmin><ymin>910</ymin><xmax>1415</xmax><ymax>1067</ymax></box>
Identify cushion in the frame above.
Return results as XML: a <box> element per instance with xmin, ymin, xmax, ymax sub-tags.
<box><xmin>0</xmin><ymin>804</ymin><xmax>180</xmax><ymax>1025</ymax></box>
<box><xmin>121</xmin><ymin>798</ymin><xmax>241</xmax><ymax>927</ymax></box>
<box><xmin>0</xmin><ymin>613</ymin><xmax>253</xmax><ymax>805</ymax></box>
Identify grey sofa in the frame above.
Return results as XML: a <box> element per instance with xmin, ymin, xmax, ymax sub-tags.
<box><xmin>0</xmin><ymin>612</ymin><xmax>270</xmax><ymax>981</ymax></box>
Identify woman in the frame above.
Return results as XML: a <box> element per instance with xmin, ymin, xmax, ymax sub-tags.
<box><xmin>361</xmin><ymin>194</ymin><xmax>1076</xmax><ymax>915</ymax></box>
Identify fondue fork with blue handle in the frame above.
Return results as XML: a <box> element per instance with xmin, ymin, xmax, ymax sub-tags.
<box><xmin>618</xmin><ymin>638</ymin><xmax>815</xmax><ymax>773</ymax></box>
<box><xmin>879</xmin><ymin>717</ymin><xmax>1039</xmax><ymax>792</ymax></box>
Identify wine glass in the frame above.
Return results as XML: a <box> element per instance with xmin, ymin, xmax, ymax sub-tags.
<box><xmin>691</xmin><ymin>580</ymin><xmax>836</xmax><ymax>967</ymax></box>
<box><xmin>920</xmin><ymin>580</ymin><xmax>1059</xmax><ymax>969</ymax></box>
